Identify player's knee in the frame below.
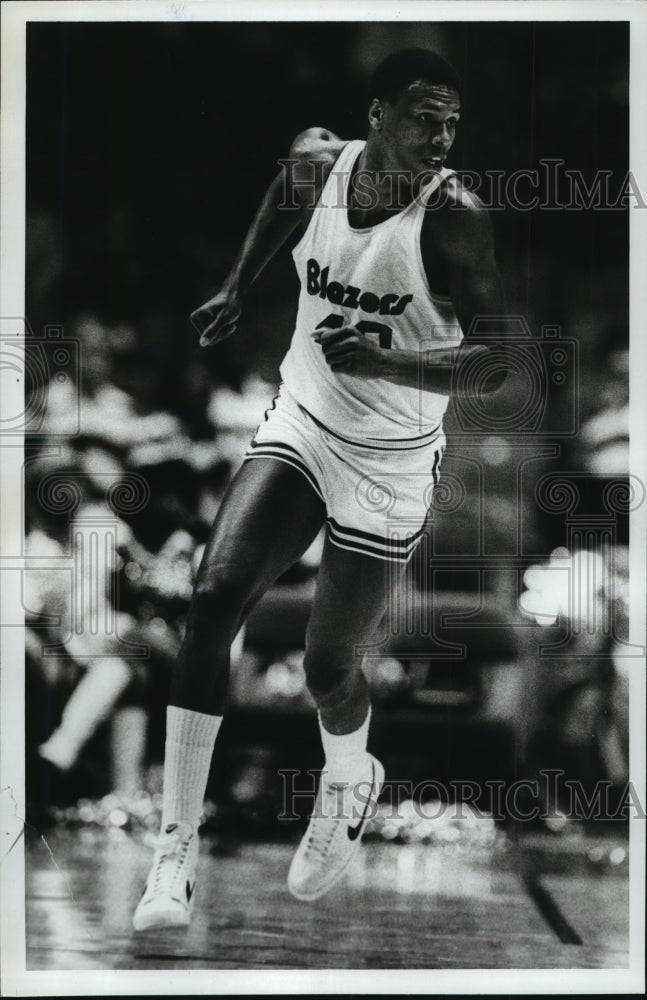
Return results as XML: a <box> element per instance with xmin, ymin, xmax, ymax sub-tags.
<box><xmin>305</xmin><ymin>660</ymin><xmax>367</xmax><ymax>715</ymax></box>
<box><xmin>302</xmin><ymin>645</ymin><xmax>355</xmax><ymax>697</ymax></box>
<box><xmin>192</xmin><ymin>564</ymin><xmax>254</xmax><ymax>621</ymax></box>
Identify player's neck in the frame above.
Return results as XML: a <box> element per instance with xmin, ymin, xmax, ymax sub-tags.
<box><xmin>353</xmin><ymin>142</ymin><xmax>417</xmax><ymax>217</ymax></box>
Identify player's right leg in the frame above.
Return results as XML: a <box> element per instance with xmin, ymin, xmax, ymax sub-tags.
<box><xmin>133</xmin><ymin>458</ymin><xmax>325</xmax><ymax>930</ymax></box>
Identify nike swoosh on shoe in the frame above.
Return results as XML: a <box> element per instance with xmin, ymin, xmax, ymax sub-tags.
<box><xmin>347</xmin><ymin>760</ymin><xmax>376</xmax><ymax>841</ymax></box>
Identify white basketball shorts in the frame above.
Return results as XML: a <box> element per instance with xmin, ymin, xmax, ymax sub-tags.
<box><xmin>245</xmin><ymin>385</ymin><xmax>445</xmax><ymax>563</ymax></box>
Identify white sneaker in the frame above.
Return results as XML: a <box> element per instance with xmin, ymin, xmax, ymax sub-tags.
<box><xmin>133</xmin><ymin>821</ymin><xmax>198</xmax><ymax>931</ymax></box>
<box><xmin>288</xmin><ymin>754</ymin><xmax>384</xmax><ymax>901</ymax></box>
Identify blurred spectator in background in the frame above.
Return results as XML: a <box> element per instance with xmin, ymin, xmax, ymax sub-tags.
<box><xmin>580</xmin><ymin>349</ymin><xmax>629</xmax><ymax>476</ymax></box>
<box><xmin>26</xmin><ymin>502</ymin><xmax>145</xmax><ymax>789</ymax></box>
<box><xmin>26</xmin><ymin>502</ymin><xmax>200</xmax><ymax>793</ymax></box>
<box><xmin>25</xmin><ymin>319</ymin><xmax>324</xmax><ymax>801</ymax></box>
<box><xmin>520</xmin><ymin>545</ymin><xmax>630</xmax><ymax>823</ymax></box>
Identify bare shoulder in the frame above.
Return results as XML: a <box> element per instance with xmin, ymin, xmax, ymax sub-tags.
<box><xmin>425</xmin><ymin>172</ymin><xmax>495</xmax><ymax>255</ymax></box>
<box><xmin>287</xmin><ymin>128</ymin><xmax>347</xmax><ymax>214</ymax></box>
<box><xmin>289</xmin><ymin>127</ymin><xmax>345</xmax><ymax>167</ymax></box>
<box><xmin>442</xmin><ymin>173</ymin><xmax>487</xmax><ymax>209</ymax></box>
<box><xmin>428</xmin><ymin>174</ymin><xmax>491</xmax><ymax>235</ymax></box>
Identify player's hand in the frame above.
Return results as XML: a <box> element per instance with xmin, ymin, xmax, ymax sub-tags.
<box><xmin>314</xmin><ymin>325</ymin><xmax>382</xmax><ymax>377</ymax></box>
<box><xmin>190</xmin><ymin>287</ymin><xmax>242</xmax><ymax>347</ymax></box>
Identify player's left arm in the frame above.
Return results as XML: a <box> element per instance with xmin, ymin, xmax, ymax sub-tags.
<box><xmin>417</xmin><ymin>179</ymin><xmax>509</xmax><ymax>396</ymax></box>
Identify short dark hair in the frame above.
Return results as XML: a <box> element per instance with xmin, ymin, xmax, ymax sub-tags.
<box><xmin>368</xmin><ymin>48</ymin><xmax>461</xmax><ymax>105</ymax></box>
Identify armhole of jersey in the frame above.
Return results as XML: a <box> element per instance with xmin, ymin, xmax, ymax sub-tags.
<box><xmin>292</xmin><ymin>139</ymin><xmax>360</xmax><ymax>259</ymax></box>
<box><xmin>413</xmin><ymin>168</ymin><xmax>456</xmax><ymax>305</ymax></box>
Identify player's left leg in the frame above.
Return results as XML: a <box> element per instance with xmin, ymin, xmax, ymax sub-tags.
<box><xmin>288</xmin><ymin>535</ymin><xmax>408</xmax><ymax>900</ymax></box>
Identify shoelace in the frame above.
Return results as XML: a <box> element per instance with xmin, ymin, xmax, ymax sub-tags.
<box><xmin>149</xmin><ymin>832</ymin><xmax>193</xmax><ymax>896</ymax></box>
<box><xmin>305</xmin><ymin>782</ymin><xmax>347</xmax><ymax>861</ymax></box>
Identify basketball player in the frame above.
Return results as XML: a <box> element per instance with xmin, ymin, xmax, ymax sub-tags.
<box><xmin>134</xmin><ymin>48</ymin><xmax>508</xmax><ymax>929</ymax></box>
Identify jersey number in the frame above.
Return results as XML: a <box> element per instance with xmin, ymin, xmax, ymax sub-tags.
<box><xmin>316</xmin><ymin>312</ymin><xmax>393</xmax><ymax>349</ymax></box>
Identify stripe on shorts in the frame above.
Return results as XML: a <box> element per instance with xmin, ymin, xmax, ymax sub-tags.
<box><xmin>327</xmin><ymin>516</ymin><xmax>426</xmax><ymax>563</ymax></box>
<box><xmin>244</xmin><ymin>440</ymin><xmax>324</xmax><ymax>500</ymax></box>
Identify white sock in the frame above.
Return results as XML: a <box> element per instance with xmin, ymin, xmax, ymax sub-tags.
<box><xmin>318</xmin><ymin>707</ymin><xmax>371</xmax><ymax>787</ymax></box>
<box><xmin>161</xmin><ymin>705</ymin><xmax>222</xmax><ymax>832</ymax></box>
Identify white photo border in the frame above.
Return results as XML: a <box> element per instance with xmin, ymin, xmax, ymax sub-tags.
<box><xmin>1</xmin><ymin>1</ymin><xmax>645</xmax><ymax>995</ymax></box>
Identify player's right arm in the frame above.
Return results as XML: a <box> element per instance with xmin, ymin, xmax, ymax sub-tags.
<box><xmin>191</xmin><ymin>127</ymin><xmax>343</xmax><ymax>347</ymax></box>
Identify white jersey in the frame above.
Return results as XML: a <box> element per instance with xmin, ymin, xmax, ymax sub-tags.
<box><xmin>280</xmin><ymin>138</ymin><xmax>463</xmax><ymax>446</ymax></box>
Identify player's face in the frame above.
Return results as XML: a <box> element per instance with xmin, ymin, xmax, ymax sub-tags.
<box><xmin>374</xmin><ymin>80</ymin><xmax>461</xmax><ymax>175</ymax></box>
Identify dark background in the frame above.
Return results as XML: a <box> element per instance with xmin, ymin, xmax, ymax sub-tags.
<box><xmin>26</xmin><ymin>21</ymin><xmax>629</xmax><ymax>398</ymax></box>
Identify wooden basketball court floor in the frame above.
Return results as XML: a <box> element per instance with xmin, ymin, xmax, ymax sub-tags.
<box><xmin>24</xmin><ymin>825</ymin><xmax>629</xmax><ymax>971</ymax></box>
